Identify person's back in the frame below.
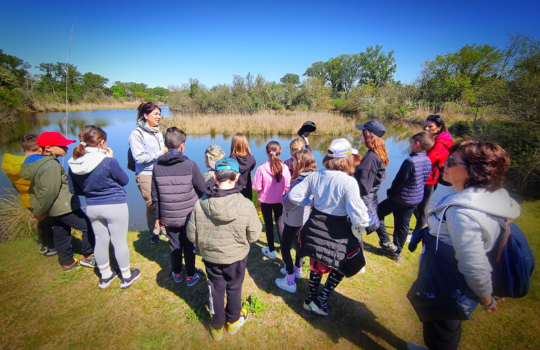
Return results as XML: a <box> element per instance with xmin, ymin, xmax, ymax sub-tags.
<box><xmin>388</xmin><ymin>152</ymin><xmax>432</xmax><ymax>207</ymax></box>
<box><xmin>2</xmin><ymin>154</ymin><xmax>31</xmax><ymax>208</ymax></box>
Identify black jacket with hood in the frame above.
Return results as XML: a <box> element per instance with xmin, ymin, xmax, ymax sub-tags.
<box><xmin>231</xmin><ymin>154</ymin><xmax>256</xmax><ymax>199</ymax></box>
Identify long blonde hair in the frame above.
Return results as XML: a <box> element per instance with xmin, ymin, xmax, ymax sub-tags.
<box><xmin>363</xmin><ymin>130</ymin><xmax>389</xmax><ymax>167</ymax></box>
<box><xmin>292</xmin><ymin>149</ymin><xmax>317</xmax><ymax>181</ymax></box>
<box><xmin>230</xmin><ymin>133</ymin><xmax>252</xmax><ymax>157</ymax></box>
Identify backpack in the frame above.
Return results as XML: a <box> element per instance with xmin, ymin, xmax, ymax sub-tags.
<box><xmin>127</xmin><ymin>129</ymin><xmax>143</xmax><ymax>172</ymax></box>
<box><xmin>488</xmin><ymin>221</ymin><xmax>535</xmax><ymax>298</ymax></box>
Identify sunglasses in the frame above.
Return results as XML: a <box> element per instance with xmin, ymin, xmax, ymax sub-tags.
<box><xmin>446</xmin><ymin>157</ymin><xmax>467</xmax><ymax>168</ymax></box>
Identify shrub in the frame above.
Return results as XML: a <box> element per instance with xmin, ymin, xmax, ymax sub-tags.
<box><xmin>0</xmin><ymin>192</ymin><xmax>36</xmax><ymax>243</ymax></box>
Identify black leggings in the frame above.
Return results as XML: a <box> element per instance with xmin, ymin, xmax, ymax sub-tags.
<box><xmin>413</xmin><ymin>184</ymin><xmax>437</xmax><ymax>231</ymax></box>
<box><xmin>260</xmin><ymin>202</ymin><xmax>284</xmax><ymax>252</ymax></box>
<box><xmin>281</xmin><ymin>223</ymin><xmax>303</xmax><ymax>274</ymax></box>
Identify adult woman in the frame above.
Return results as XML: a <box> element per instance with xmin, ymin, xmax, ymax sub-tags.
<box><xmin>129</xmin><ymin>102</ymin><xmax>168</xmax><ymax>244</ymax></box>
<box><xmin>69</xmin><ymin>126</ymin><xmax>140</xmax><ymax>289</ymax></box>
<box><xmin>354</xmin><ymin>121</ymin><xmax>391</xmax><ymax>248</ymax></box>
<box><xmin>288</xmin><ymin>139</ymin><xmax>371</xmax><ymax>316</ymax></box>
<box><xmin>413</xmin><ymin>115</ymin><xmax>454</xmax><ymax>231</ymax></box>
<box><xmin>407</xmin><ymin>139</ymin><xmax>520</xmax><ymax>350</ymax></box>
<box><xmin>230</xmin><ymin>133</ymin><xmax>256</xmax><ymax>200</ymax></box>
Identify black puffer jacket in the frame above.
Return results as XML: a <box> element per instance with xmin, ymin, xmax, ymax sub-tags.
<box><xmin>354</xmin><ymin>150</ymin><xmax>386</xmax><ymax>233</ymax></box>
<box><xmin>151</xmin><ymin>152</ymin><xmax>206</xmax><ymax>227</ymax></box>
<box><xmin>231</xmin><ymin>154</ymin><xmax>256</xmax><ymax>199</ymax></box>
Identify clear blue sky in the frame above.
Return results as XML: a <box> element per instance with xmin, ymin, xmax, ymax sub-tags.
<box><xmin>1</xmin><ymin>0</ymin><xmax>538</xmax><ymax>88</ymax></box>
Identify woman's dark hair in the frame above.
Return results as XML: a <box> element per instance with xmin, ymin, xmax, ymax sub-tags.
<box><xmin>137</xmin><ymin>102</ymin><xmax>161</xmax><ymax>122</ymax></box>
<box><xmin>266</xmin><ymin>141</ymin><xmax>283</xmax><ymax>182</ymax></box>
<box><xmin>72</xmin><ymin>125</ymin><xmax>107</xmax><ymax>160</ymax></box>
<box><xmin>450</xmin><ymin>139</ymin><xmax>510</xmax><ymax>192</ymax></box>
<box><xmin>426</xmin><ymin>115</ymin><xmax>448</xmax><ymax>135</ymax></box>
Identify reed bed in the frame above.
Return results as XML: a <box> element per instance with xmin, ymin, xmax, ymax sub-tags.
<box><xmin>29</xmin><ymin>100</ymin><xmax>141</xmax><ymax>113</ymax></box>
<box><xmin>0</xmin><ymin>192</ymin><xmax>36</xmax><ymax>243</ymax></box>
<box><xmin>162</xmin><ymin>110</ymin><xmax>357</xmax><ymax>136</ymax></box>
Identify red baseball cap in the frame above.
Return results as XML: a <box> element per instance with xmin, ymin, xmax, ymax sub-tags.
<box><xmin>36</xmin><ymin>132</ymin><xmax>76</xmax><ymax>147</ymax></box>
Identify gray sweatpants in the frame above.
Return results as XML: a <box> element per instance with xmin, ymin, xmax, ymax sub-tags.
<box><xmin>86</xmin><ymin>203</ymin><xmax>130</xmax><ymax>272</ymax></box>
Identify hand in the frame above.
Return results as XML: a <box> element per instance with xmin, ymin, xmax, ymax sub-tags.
<box><xmin>479</xmin><ymin>296</ymin><xmax>505</xmax><ymax>313</ymax></box>
<box><xmin>302</xmin><ymin>135</ymin><xmax>309</xmax><ymax>145</ymax></box>
<box><xmin>32</xmin><ymin>214</ymin><xmax>46</xmax><ymax>221</ymax></box>
<box><xmin>105</xmin><ymin>147</ymin><xmax>113</xmax><ymax>158</ymax></box>
<box><xmin>162</xmin><ymin>147</ymin><xmax>169</xmax><ymax>154</ymax></box>
<box><xmin>155</xmin><ymin>219</ymin><xmax>164</xmax><ymax>228</ymax></box>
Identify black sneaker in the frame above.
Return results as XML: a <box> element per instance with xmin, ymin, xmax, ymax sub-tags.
<box><xmin>63</xmin><ymin>259</ymin><xmax>80</xmax><ymax>271</ymax></box>
<box><xmin>120</xmin><ymin>268</ymin><xmax>141</xmax><ymax>289</ymax></box>
<box><xmin>80</xmin><ymin>254</ymin><xmax>96</xmax><ymax>268</ymax></box>
<box><xmin>99</xmin><ymin>271</ymin><xmax>118</xmax><ymax>289</ymax></box>
<box><xmin>150</xmin><ymin>235</ymin><xmax>160</xmax><ymax>244</ymax></box>
<box><xmin>309</xmin><ymin>297</ymin><xmax>329</xmax><ymax>316</ymax></box>
<box><xmin>377</xmin><ymin>248</ymin><xmax>402</xmax><ymax>263</ymax></box>
<box><xmin>379</xmin><ymin>240</ymin><xmax>398</xmax><ymax>252</ymax></box>
<box><xmin>39</xmin><ymin>245</ymin><xmax>48</xmax><ymax>255</ymax></box>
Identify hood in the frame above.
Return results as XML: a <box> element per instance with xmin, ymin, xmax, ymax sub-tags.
<box><xmin>23</xmin><ymin>154</ymin><xmax>44</xmax><ymax>165</ymax></box>
<box><xmin>433</xmin><ymin>187</ymin><xmax>521</xmax><ymax>220</ymax></box>
<box><xmin>68</xmin><ymin>147</ymin><xmax>106</xmax><ymax>175</ymax></box>
<box><xmin>435</xmin><ymin>132</ymin><xmax>453</xmax><ymax>147</ymax></box>
<box><xmin>233</xmin><ymin>155</ymin><xmax>255</xmax><ymax>167</ymax></box>
<box><xmin>157</xmin><ymin>152</ymin><xmax>187</xmax><ymax>164</ymax></box>
<box><xmin>19</xmin><ymin>155</ymin><xmax>57</xmax><ymax>181</ymax></box>
<box><xmin>200</xmin><ymin>192</ymin><xmax>245</xmax><ymax>223</ymax></box>
<box><xmin>1</xmin><ymin>154</ymin><xmax>26</xmax><ymax>176</ymax></box>
<box><xmin>205</xmin><ymin>179</ymin><xmax>243</xmax><ymax>198</ymax></box>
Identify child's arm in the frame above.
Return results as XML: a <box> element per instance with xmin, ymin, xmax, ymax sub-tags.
<box><xmin>191</xmin><ymin>162</ymin><xmax>206</xmax><ymax>198</ymax></box>
<box><xmin>387</xmin><ymin>159</ymin><xmax>412</xmax><ymax>198</ymax></box>
<box><xmin>344</xmin><ymin>179</ymin><xmax>371</xmax><ymax>227</ymax></box>
<box><xmin>108</xmin><ymin>158</ymin><xmax>129</xmax><ymax>186</ymax></box>
<box><xmin>252</xmin><ymin>166</ymin><xmax>263</xmax><ymax>192</ymax></box>
<box><xmin>129</xmin><ymin>129</ymin><xmax>164</xmax><ymax>164</ymax></box>
<box><xmin>282</xmin><ymin>164</ymin><xmax>292</xmax><ymax>194</ymax></box>
<box><xmin>246</xmin><ymin>202</ymin><xmax>262</xmax><ymax>243</ymax></box>
<box><xmin>287</xmin><ymin>174</ymin><xmax>313</xmax><ymax>206</ymax></box>
<box><xmin>68</xmin><ymin>168</ymin><xmax>84</xmax><ymax>196</ymax></box>
<box><xmin>186</xmin><ymin>202</ymin><xmax>198</xmax><ymax>244</ymax></box>
<box><xmin>353</xmin><ymin>158</ymin><xmax>376</xmax><ymax>196</ymax></box>
<box><xmin>33</xmin><ymin>162</ymin><xmax>62</xmax><ymax>217</ymax></box>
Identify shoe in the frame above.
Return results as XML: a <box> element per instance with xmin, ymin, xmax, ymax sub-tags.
<box><xmin>159</xmin><ymin>231</ymin><xmax>169</xmax><ymax>242</ymax></box>
<box><xmin>309</xmin><ymin>297</ymin><xmax>329</xmax><ymax>316</ymax></box>
<box><xmin>406</xmin><ymin>234</ymin><xmax>412</xmax><ymax>243</ymax></box>
<box><xmin>63</xmin><ymin>259</ymin><xmax>80</xmax><ymax>271</ymax></box>
<box><xmin>171</xmin><ymin>271</ymin><xmax>184</xmax><ymax>283</ymax></box>
<box><xmin>378</xmin><ymin>248</ymin><xmax>402</xmax><ymax>263</ymax></box>
<box><xmin>39</xmin><ymin>245</ymin><xmax>48</xmax><ymax>255</ymax></box>
<box><xmin>303</xmin><ymin>297</ymin><xmax>312</xmax><ymax>311</ymax></box>
<box><xmin>80</xmin><ymin>254</ymin><xmax>96</xmax><ymax>268</ymax></box>
<box><xmin>186</xmin><ymin>269</ymin><xmax>204</xmax><ymax>287</ymax></box>
<box><xmin>99</xmin><ymin>271</ymin><xmax>118</xmax><ymax>289</ymax></box>
<box><xmin>261</xmin><ymin>247</ymin><xmax>276</xmax><ymax>259</ymax></box>
<box><xmin>407</xmin><ymin>342</ymin><xmax>429</xmax><ymax>350</ymax></box>
<box><xmin>120</xmin><ymin>268</ymin><xmax>141</xmax><ymax>289</ymax></box>
<box><xmin>150</xmin><ymin>235</ymin><xmax>160</xmax><ymax>244</ymax></box>
<box><xmin>227</xmin><ymin>308</ymin><xmax>249</xmax><ymax>335</ymax></box>
<box><xmin>275</xmin><ymin>277</ymin><xmax>297</xmax><ymax>293</ymax></box>
<box><xmin>209</xmin><ymin>323</ymin><xmax>223</xmax><ymax>341</ymax></box>
<box><xmin>280</xmin><ymin>267</ymin><xmax>302</xmax><ymax>279</ymax></box>
<box><xmin>45</xmin><ymin>248</ymin><xmax>57</xmax><ymax>257</ymax></box>
<box><xmin>359</xmin><ymin>266</ymin><xmax>366</xmax><ymax>274</ymax></box>
<box><xmin>379</xmin><ymin>240</ymin><xmax>398</xmax><ymax>252</ymax></box>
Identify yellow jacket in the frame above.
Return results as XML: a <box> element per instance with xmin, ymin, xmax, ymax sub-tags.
<box><xmin>1</xmin><ymin>154</ymin><xmax>31</xmax><ymax>208</ymax></box>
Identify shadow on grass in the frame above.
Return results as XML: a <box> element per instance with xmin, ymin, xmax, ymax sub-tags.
<box><xmin>247</xmin><ymin>240</ymin><xmax>407</xmax><ymax>350</ymax></box>
<box><xmin>132</xmin><ymin>231</ymin><xmax>211</xmax><ymax>330</ymax></box>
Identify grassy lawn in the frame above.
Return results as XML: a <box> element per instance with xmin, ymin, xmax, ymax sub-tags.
<box><xmin>1</xmin><ymin>201</ymin><xmax>539</xmax><ymax>350</ymax></box>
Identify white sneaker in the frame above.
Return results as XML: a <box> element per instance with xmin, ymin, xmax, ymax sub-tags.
<box><xmin>261</xmin><ymin>247</ymin><xmax>276</xmax><ymax>259</ymax></box>
<box><xmin>275</xmin><ymin>277</ymin><xmax>296</xmax><ymax>293</ymax></box>
<box><xmin>359</xmin><ymin>266</ymin><xmax>366</xmax><ymax>274</ymax></box>
<box><xmin>406</xmin><ymin>234</ymin><xmax>412</xmax><ymax>243</ymax></box>
<box><xmin>280</xmin><ymin>267</ymin><xmax>302</xmax><ymax>279</ymax></box>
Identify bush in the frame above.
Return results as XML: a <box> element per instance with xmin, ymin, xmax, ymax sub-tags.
<box><xmin>331</xmin><ymin>98</ymin><xmax>359</xmax><ymax>113</ymax></box>
<box><xmin>0</xmin><ymin>192</ymin><xmax>36</xmax><ymax>243</ymax></box>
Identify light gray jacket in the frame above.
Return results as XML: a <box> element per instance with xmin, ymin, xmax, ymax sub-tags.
<box><xmin>427</xmin><ymin>186</ymin><xmax>521</xmax><ymax>297</ymax></box>
<box><xmin>128</xmin><ymin>126</ymin><xmax>165</xmax><ymax>175</ymax></box>
<box><xmin>282</xmin><ymin>172</ymin><xmax>313</xmax><ymax>227</ymax></box>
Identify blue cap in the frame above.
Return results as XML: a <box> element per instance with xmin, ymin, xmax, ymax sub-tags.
<box><xmin>356</xmin><ymin>120</ymin><xmax>386</xmax><ymax>138</ymax></box>
<box><xmin>215</xmin><ymin>157</ymin><xmax>240</xmax><ymax>173</ymax></box>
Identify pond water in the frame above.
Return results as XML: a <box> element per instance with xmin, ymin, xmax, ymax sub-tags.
<box><xmin>0</xmin><ymin>106</ymin><xmax>453</xmax><ymax>231</ymax></box>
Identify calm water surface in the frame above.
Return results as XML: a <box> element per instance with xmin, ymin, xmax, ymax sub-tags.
<box><xmin>0</xmin><ymin>106</ymin><xmax>452</xmax><ymax>231</ymax></box>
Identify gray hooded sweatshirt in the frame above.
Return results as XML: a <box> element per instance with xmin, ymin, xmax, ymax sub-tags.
<box><xmin>426</xmin><ymin>186</ymin><xmax>521</xmax><ymax>297</ymax></box>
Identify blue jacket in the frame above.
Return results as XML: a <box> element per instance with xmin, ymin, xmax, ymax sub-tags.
<box><xmin>68</xmin><ymin>148</ymin><xmax>129</xmax><ymax>206</ymax></box>
<box><xmin>387</xmin><ymin>152</ymin><xmax>431</xmax><ymax>206</ymax></box>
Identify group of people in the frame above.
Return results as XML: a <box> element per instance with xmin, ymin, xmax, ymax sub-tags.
<box><xmin>1</xmin><ymin>101</ymin><xmax>520</xmax><ymax>349</ymax></box>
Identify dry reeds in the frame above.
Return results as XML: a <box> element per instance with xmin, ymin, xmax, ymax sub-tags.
<box><xmin>0</xmin><ymin>192</ymin><xmax>36</xmax><ymax>243</ymax></box>
<box><xmin>161</xmin><ymin>110</ymin><xmax>357</xmax><ymax>136</ymax></box>
<box><xmin>29</xmin><ymin>100</ymin><xmax>141</xmax><ymax>113</ymax></box>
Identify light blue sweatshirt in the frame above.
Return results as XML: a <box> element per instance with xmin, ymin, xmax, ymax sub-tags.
<box><xmin>128</xmin><ymin>126</ymin><xmax>165</xmax><ymax>175</ymax></box>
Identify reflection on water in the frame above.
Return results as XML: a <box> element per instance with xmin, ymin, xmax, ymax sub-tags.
<box><xmin>1</xmin><ymin>107</ymin><xmax>453</xmax><ymax>231</ymax></box>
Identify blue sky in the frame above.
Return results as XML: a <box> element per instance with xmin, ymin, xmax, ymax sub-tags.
<box><xmin>1</xmin><ymin>0</ymin><xmax>538</xmax><ymax>88</ymax></box>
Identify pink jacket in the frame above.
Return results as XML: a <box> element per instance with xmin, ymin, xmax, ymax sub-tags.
<box><xmin>252</xmin><ymin>160</ymin><xmax>291</xmax><ymax>204</ymax></box>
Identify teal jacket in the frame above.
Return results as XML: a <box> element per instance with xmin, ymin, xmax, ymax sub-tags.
<box><xmin>20</xmin><ymin>155</ymin><xmax>80</xmax><ymax>217</ymax></box>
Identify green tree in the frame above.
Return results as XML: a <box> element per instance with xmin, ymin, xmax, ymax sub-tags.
<box><xmin>357</xmin><ymin>45</ymin><xmax>397</xmax><ymax>87</ymax></box>
<box><xmin>280</xmin><ymin>73</ymin><xmax>300</xmax><ymax>86</ymax></box>
<box><xmin>81</xmin><ymin>72</ymin><xmax>109</xmax><ymax>93</ymax></box>
<box><xmin>0</xmin><ymin>49</ymin><xmax>30</xmax><ymax>86</ymax></box>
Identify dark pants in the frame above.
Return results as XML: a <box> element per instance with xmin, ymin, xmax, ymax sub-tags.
<box><xmin>281</xmin><ymin>223</ymin><xmax>303</xmax><ymax>275</ymax></box>
<box><xmin>376</xmin><ymin>198</ymin><xmax>415</xmax><ymax>254</ymax></box>
<box><xmin>38</xmin><ymin>217</ymin><xmax>55</xmax><ymax>249</ymax></box>
<box><xmin>423</xmin><ymin>320</ymin><xmax>462</xmax><ymax>350</ymax></box>
<box><xmin>50</xmin><ymin>208</ymin><xmax>95</xmax><ymax>266</ymax></box>
<box><xmin>260</xmin><ymin>202</ymin><xmax>284</xmax><ymax>252</ymax></box>
<box><xmin>166</xmin><ymin>226</ymin><xmax>196</xmax><ymax>276</ymax></box>
<box><xmin>205</xmin><ymin>256</ymin><xmax>247</xmax><ymax>329</ymax></box>
<box><xmin>413</xmin><ymin>184</ymin><xmax>437</xmax><ymax>231</ymax></box>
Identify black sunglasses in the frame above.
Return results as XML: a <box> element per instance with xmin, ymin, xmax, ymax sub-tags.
<box><xmin>446</xmin><ymin>157</ymin><xmax>466</xmax><ymax>168</ymax></box>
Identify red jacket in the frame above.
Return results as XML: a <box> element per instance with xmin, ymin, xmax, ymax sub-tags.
<box><xmin>426</xmin><ymin>132</ymin><xmax>454</xmax><ymax>185</ymax></box>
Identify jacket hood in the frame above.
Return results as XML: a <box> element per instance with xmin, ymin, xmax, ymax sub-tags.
<box><xmin>1</xmin><ymin>154</ymin><xmax>25</xmax><ymax>176</ymax></box>
<box><xmin>19</xmin><ymin>155</ymin><xmax>57</xmax><ymax>181</ymax></box>
<box><xmin>233</xmin><ymin>155</ymin><xmax>255</xmax><ymax>167</ymax></box>
<box><xmin>435</xmin><ymin>132</ymin><xmax>453</xmax><ymax>146</ymax></box>
<box><xmin>433</xmin><ymin>187</ymin><xmax>520</xmax><ymax>220</ymax></box>
<box><xmin>200</xmin><ymin>192</ymin><xmax>246</xmax><ymax>222</ymax></box>
<box><xmin>205</xmin><ymin>179</ymin><xmax>243</xmax><ymax>198</ymax></box>
<box><xmin>68</xmin><ymin>148</ymin><xmax>106</xmax><ymax>175</ymax></box>
<box><xmin>157</xmin><ymin>152</ymin><xmax>187</xmax><ymax>165</ymax></box>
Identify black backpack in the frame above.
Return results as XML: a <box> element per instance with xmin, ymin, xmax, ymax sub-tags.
<box><xmin>127</xmin><ymin>129</ymin><xmax>143</xmax><ymax>172</ymax></box>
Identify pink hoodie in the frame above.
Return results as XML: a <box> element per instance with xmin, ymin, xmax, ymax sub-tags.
<box><xmin>252</xmin><ymin>160</ymin><xmax>291</xmax><ymax>204</ymax></box>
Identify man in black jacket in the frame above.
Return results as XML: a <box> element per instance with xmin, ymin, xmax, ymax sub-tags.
<box><xmin>151</xmin><ymin>127</ymin><xmax>206</xmax><ymax>287</ymax></box>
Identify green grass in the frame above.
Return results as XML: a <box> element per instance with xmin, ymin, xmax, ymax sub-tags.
<box><xmin>0</xmin><ymin>202</ymin><xmax>539</xmax><ymax>349</ymax></box>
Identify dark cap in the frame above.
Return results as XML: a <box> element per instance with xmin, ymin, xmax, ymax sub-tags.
<box><xmin>356</xmin><ymin>121</ymin><xmax>386</xmax><ymax>138</ymax></box>
<box><xmin>297</xmin><ymin>121</ymin><xmax>317</xmax><ymax>137</ymax></box>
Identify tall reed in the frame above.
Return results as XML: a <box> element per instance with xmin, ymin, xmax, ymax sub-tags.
<box><xmin>0</xmin><ymin>192</ymin><xmax>36</xmax><ymax>243</ymax></box>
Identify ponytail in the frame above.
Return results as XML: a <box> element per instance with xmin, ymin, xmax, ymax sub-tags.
<box><xmin>72</xmin><ymin>143</ymin><xmax>87</xmax><ymax>159</ymax></box>
<box><xmin>266</xmin><ymin>141</ymin><xmax>283</xmax><ymax>182</ymax></box>
<box><xmin>72</xmin><ymin>125</ymin><xmax>107</xmax><ymax>160</ymax></box>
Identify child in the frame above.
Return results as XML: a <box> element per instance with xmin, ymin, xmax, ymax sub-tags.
<box><xmin>19</xmin><ymin>132</ymin><xmax>95</xmax><ymax>271</ymax></box>
<box><xmin>277</xmin><ymin>149</ymin><xmax>317</xmax><ymax>293</ymax></box>
<box><xmin>187</xmin><ymin>157</ymin><xmax>262</xmax><ymax>341</ymax></box>
<box><xmin>202</xmin><ymin>145</ymin><xmax>225</xmax><ymax>182</ymax></box>
<box><xmin>151</xmin><ymin>127</ymin><xmax>206</xmax><ymax>286</ymax></box>
<box><xmin>229</xmin><ymin>133</ymin><xmax>256</xmax><ymax>200</ymax></box>
<box><xmin>252</xmin><ymin>141</ymin><xmax>291</xmax><ymax>260</ymax></box>
<box><xmin>283</xmin><ymin>136</ymin><xmax>312</xmax><ymax>177</ymax></box>
<box><xmin>68</xmin><ymin>125</ymin><xmax>139</xmax><ymax>289</ymax></box>
<box><xmin>1</xmin><ymin>135</ymin><xmax>55</xmax><ymax>256</ymax></box>
<box><xmin>376</xmin><ymin>131</ymin><xmax>434</xmax><ymax>262</ymax></box>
